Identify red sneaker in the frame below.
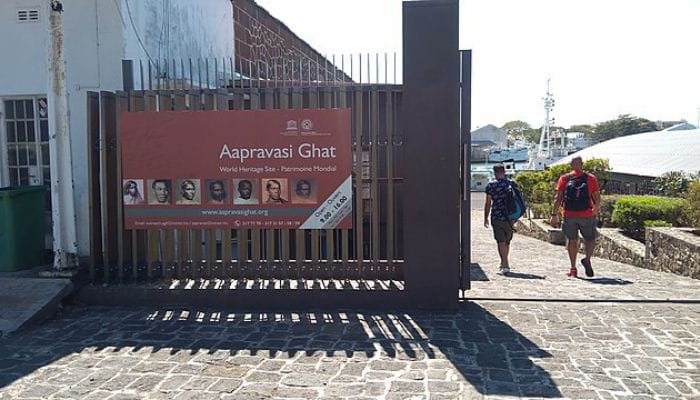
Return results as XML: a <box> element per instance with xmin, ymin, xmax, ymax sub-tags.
<box><xmin>566</xmin><ymin>267</ymin><xmax>578</xmax><ymax>278</ymax></box>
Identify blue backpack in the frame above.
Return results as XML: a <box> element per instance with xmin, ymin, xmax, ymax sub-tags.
<box><xmin>505</xmin><ymin>181</ymin><xmax>527</xmax><ymax>221</ymax></box>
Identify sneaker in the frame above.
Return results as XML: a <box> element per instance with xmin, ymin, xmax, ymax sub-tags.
<box><xmin>566</xmin><ymin>267</ymin><xmax>578</xmax><ymax>278</ymax></box>
<box><xmin>581</xmin><ymin>257</ymin><xmax>594</xmax><ymax>277</ymax></box>
<box><xmin>498</xmin><ymin>266</ymin><xmax>510</xmax><ymax>276</ymax></box>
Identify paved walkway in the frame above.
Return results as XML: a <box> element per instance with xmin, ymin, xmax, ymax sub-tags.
<box><xmin>468</xmin><ymin>210</ymin><xmax>700</xmax><ymax>302</ymax></box>
<box><xmin>0</xmin><ymin>208</ymin><xmax>698</xmax><ymax>399</ymax></box>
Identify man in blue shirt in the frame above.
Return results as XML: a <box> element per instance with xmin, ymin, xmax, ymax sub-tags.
<box><xmin>483</xmin><ymin>164</ymin><xmax>519</xmax><ymax>275</ymax></box>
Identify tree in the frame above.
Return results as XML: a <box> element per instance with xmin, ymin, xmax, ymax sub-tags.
<box><xmin>523</xmin><ymin>128</ymin><xmax>541</xmax><ymax>144</ymax></box>
<box><xmin>501</xmin><ymin>120</ymin><xmax>531</xmax><ymax>145</ymax></box>
<box><xmin>567</xmin><ymin>124</ymin><xmax>594</xmax><ymax>137</ymax></box>
<box><xmin>501</xmin><ymin>120</ymin><xmax>531</xmax><ymax>134</ymax></box>
<box><xmin>653</xmin><ymin>171</ymin><xmax>700</xmax><ymax>198</ymax></box>
<box><xmin>590</xmin><ymin>114</ymin><xmax>656</xmax><ymax>143</ymax></box>
<box><xmin>523</xmin><ymin>125</ymin><xmax>565</xmax><ymax>145</ymax></box>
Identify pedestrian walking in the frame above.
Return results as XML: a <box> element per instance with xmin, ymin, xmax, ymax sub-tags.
<box><xmin>550</xmin><ymin>156</ymin><xmax>600</xmax><ymax>277</ymax></box>
<box><xmin>483</xmin><ymin>164</ymin><xmax>521</xmax><ymax>275</ymax></box>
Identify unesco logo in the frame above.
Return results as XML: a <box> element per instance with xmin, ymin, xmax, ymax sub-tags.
<box><xmin>301</xmin><ymin>119</ymin><xmax>313</xmax><ymax>131</ymax></box>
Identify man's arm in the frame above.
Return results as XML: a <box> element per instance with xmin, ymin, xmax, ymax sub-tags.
<box><xmin>590</xmin><ymin>175</ymin><xmax>601</xmax><ymax>216</ymax></box>
<box><xmin>484</xmin><ymin>194</ymin><xmax>492</xmax><ymax>228</ymax></box>
<box><xmin>550</xmin><ymin>175</ymin><xmax>565</xmax><ymax>227</ymax></box>
<box><xmin>550</xmin><ymin>190</ymin><xmax>563</xmax><ymax>227</ymax></box>
<box><xmin>591</xmin><ymin>190</ymin><xmax>601</xmax><ymax>216</ymax></box>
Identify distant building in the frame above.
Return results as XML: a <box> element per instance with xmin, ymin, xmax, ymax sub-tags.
<box><xmin>471</xmin><ymin>124</ymin><xmax>507</xmax><ymax>148</ymax></box>
<box><xmin>470</xmin><ymin>125</ymin><xmax>507</xmax><ymax>162</ymax></box>
<box><xmin>566</xmin><ymin>132</ymin><xmax>590</xmax><ymax>151</ymax></box>
<box><xmin>554</xmin><ymin>127</ymin><xmax>700</xmax><ymax>194</ymax></box>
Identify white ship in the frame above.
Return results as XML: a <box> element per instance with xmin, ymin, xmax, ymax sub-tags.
<box><xmin>470</xmin><ymin>159</ymin><xmax>517</xmax><ymax>191</ymax></box>
<box><xmin>487</xmin><ymin>146</ymin><xmax>529</xmax><ymax>162</ymax></box>
<box><xmin>527</xmin><ymin>80</ymin><xmax>574</xmax><ymax>170</ymax></box>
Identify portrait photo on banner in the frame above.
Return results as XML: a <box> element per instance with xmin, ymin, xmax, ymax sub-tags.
<box><xmin>122</xmin><ymin>179</ymin><xmax>145</xmax><ymax>206</ymax></box>
<box><xmin>233</xmin><ymin>178</ymin><xmax>259</xmax><ymax>205</ymax></box>
<box><xmin>262</xmin><ymin>178</ymin><xmax>289</xmax><ymax>205</ymax></box>
<box><xmin>176</xmin><ymin>178</ymin><xmax>201</xmax><ymax>205</ymax></box>
<box><xmin>291</xmin><ymin>178</ymin><xmax>317</xmax><ymax>204</ymax></box>
<box><xmin>148</xmin><ymin>179</ymin><xmax>172</xmax><ymax>205</ymax></box>
<box><xmin>205</xmin><ymin>179</ymin><xmax>229</xmax><ymax>205</ymax></box>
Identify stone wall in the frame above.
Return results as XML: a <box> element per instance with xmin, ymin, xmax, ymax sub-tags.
<box><xmin>515</xmin><ymin>220</ymin><xmax>645</xmax><ymax>268</ymax></box>
<box><xmin>646</xmin><ymin>228</ymin><xmax>700</xmax><ymax>279</ymax></box>
<box><xmin>514</xmin><ymin>219</ymin><xmax>565</xmax><ymax>245</ymax></box>
<box><xmin>591</xmin><ymin>228</ymin><xmax>645</xmax><ymax>268</ymax></box>
<box><xmin>516</xmin><ymin>220</ymin><xmax>699</xmax><ymax>279</ymax></box>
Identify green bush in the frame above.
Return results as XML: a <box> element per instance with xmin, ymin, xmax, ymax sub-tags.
<box><xmin>544</xmin><ymin>164</ymin><xmax>571</xmax><ymax>184</ymax></box>
<box><xmin>583</xmin><ymin>158</ymin><xmax>611</xmax><ymax>191</ymax></box>
<box><xmin>529</xmin><ymin>203</ymin><xmax>552</xmax><ymax>219</ymax></box>
<box><xmin>688</xmin><ymin>181</ymin><xmax>700</xmax><ymax>227</ymax></box>
<box><xmin>611</xmin><ymin>196</ymin><xmax>692</xmax><ymax>234</ymax></box>
<box><xmin>513</xmin><ymin>171</ymin><xmax>547</xmax><ymax>199</ymax></box>
<box><xmin>598</xmin><ymin>194</ymin><xmax>624</xmax><ymax>227</ymax></box>
<box><xmin>643</xmin><ymin>219</ymin><xmax>672</xmax><ymax>228</ymax></box>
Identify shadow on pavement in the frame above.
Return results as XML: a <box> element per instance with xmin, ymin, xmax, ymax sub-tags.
<box><xmin>469</xmin><ymin>263</ymin><xmax>490</xmax><ymax>281</ymax></box>
<box><xmin>580</xmin><ymin>277</ymin><xmax>633</xmax><ymax>285</ymax></box>
<box><xmin>0</xmin><ymin>303</ymin><xmax>561</xmax><ymax>398</ymax></box>
<box><xmin>504</xmin><ymin>272</ymin><xmax>546</xmax><ymax>280</ymax></box>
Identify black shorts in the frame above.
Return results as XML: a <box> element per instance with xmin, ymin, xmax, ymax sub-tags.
<box><xmin>492</xmin><ymin>219</ymin><xmax>514</xmax><ymax>243</ymax></box>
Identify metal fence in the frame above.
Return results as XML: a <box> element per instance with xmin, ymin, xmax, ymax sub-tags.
<box><xmin>122</xmin><ymin>54</ymin><xmax>401</xmax><ymax>92</ymax></box>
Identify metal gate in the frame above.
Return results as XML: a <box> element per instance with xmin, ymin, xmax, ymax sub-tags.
<box><xmin>86</xmin><ymin>78</ymin><xmax>411</xmax><ymax>307</ymax></box>
<box><xmin>83</xmin><ymin>1</ymin><xmax>464</xmax><ymax>309</ymax></box>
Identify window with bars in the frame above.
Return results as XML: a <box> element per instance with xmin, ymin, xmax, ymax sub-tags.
<box><xmin>3</xmin><ymin>98</ymin><xmax>51</xmax><ymax>211</ymax></box>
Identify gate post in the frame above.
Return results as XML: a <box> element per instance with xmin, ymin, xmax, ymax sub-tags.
<box><xmin>402</xmin><ymin>0</ymin><xmax>460</xmax><ymax>309</ymax></box>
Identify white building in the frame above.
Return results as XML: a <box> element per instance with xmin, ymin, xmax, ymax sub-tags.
<box><xmin>0</xmin><ymin>0</ymin><xmax>234</xmax><ymax>259</ymax></box>
<box><xmin>566</xmin><ymin>131</ymin><xmax>590</xmax><ymax>151</ymax></box>
<box><xmin>554</xmin><ymin>127</ymin><xmax>700</xmax><ymax>193</ymax></box>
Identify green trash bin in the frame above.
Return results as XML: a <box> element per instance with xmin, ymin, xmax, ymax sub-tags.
<box><xmin>0</xmin><ymin>186</ymin><xmax>47</xmax><ymax>272</ymax></box>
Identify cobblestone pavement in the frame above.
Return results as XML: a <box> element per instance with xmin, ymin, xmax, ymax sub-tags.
<box><xmin>0</xmin><ymin>206</ymin><xmax>698</xmax><ymax>399</ymax></box>
<box><xmin>0</xmin><ymin>302</ymin><xmax>698</xmax><ymax>400</ymax></box>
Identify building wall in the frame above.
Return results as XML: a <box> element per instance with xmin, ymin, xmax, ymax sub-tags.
<box><xmin>0</xmin><ymin>0</ymin><xmax>233</xmax><ymax>256</ymax></box>
<box><xmin>0</xmin><ymin>0</ymin><xmax>125</xmax><ymax>258</ymax></box>
<box><xmin>604</xmin><ymin>172</ymin><xmax>655</xmax><ymax>195</ymax></box>
<box><xmin>233</xmin><ymin>0</ymin><xmax>346</xmax><ymax>83</ymax></box>
<box><xmin>123</xmin><ymin>0</ymin><xmax>234</xmax><ymax>89</ymax></box>
<box><xmin>471</xmin><ymin>125</ymin><xmax>507</xmax><ymax>148</ymax></box>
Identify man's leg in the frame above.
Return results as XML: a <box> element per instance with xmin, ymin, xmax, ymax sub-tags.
<box><xmin>497</xmin><ymin>242</ymin><xmax>509</xmax><ymax>267</ymax></box>
<box><xmin>492</xmin><ymin>221</ymin><xmax>511</xmax><ymax>274</ymax></box>
<box><xmin>567</xmin><ymin>238</ymin><xmax>578</xmax><ymax>269</ymax></box>
<box><xmin>584</xmin><ymin>240</ymin><xmax>595</xmax><ymax>259</ymax></box>
<box><xmin>580</xmin><ymin>217</ymin><xmax>597</xmax><ymax>277</ymax></box>
<box><xmin>562</xmin><ymin>218</ymin><xmax>580</xmax><ymax>277</ymax></box>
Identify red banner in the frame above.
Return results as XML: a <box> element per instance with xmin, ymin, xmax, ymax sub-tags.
<box><xmin>120</xmin><ymin>109</ymin><xmax>352</xmax><ymax>230</ymax></box>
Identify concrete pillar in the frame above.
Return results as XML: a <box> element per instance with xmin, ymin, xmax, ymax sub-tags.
<box><xmin>402</xmin><ymin>0</ymin><xmax>460</xmax><ymax>309</ymax></box>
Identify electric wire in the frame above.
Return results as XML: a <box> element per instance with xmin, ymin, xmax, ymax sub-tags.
<box><xmin>123</xmin><ymin>0</ymin><xmax>155</xmax><ymax>67</ymax></box>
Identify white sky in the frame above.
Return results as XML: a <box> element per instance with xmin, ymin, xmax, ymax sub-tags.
<box><xmin>254</xmin><ymin>0</ymin><xmax>700</xmax><ymax>130</ymax></box>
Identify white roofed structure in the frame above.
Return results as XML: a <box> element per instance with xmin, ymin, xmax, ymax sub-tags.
<box><xmin>553</xmin><ymin>128</ymin><xmax>700</xmax><ymax>178</ymax></box>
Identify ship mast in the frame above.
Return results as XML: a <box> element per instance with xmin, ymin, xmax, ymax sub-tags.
<box><xmin>536</xmin><ymin>80</ymin><xmax>555</xmax><ymax>158</ymax></box>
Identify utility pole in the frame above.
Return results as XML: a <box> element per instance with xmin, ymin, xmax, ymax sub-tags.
<box><xmin>48</xmin><ymin>0</ymin><xmax>78</xmax><ymax>270</ymax></box>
